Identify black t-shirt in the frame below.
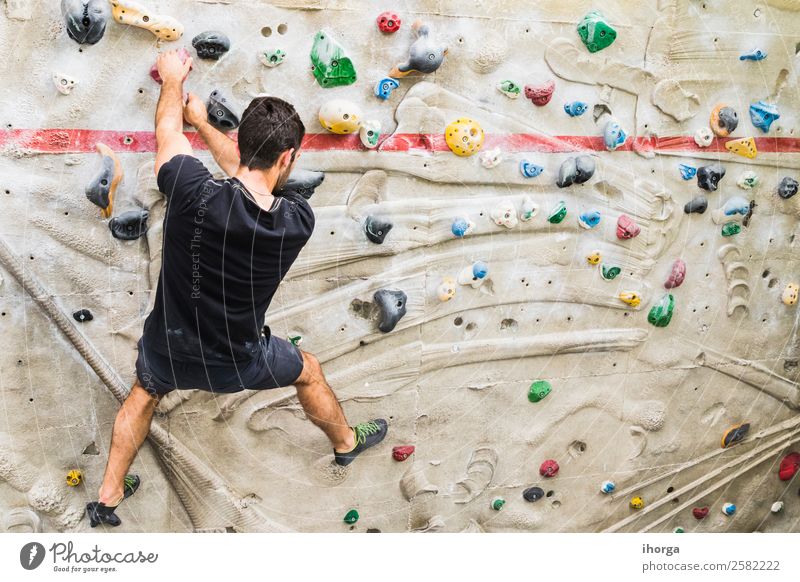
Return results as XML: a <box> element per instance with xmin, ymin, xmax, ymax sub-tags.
<box><xmin>143</xmin><ymin>155</ymin><xmax>315</xmax><ymax>363</ymax></box>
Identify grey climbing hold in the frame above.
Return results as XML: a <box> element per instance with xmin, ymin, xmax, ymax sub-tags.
<box><xmin>389</xmin><ymin>21</ymin><xmax>447</xmax><ymax>77</ymax></box>
<box><xmin>684</xmin><ymin>196</ymin><xmax>708</xmax><ymax>214</ymax></box>
<box><xmin>778</xmin><ymin>177</ymin><xmax>798</xmax><ymax>200</ymax></box>
<box><xmin>62</xmin><ymin>0</ymin><xmax>111</xmax><ymax>45</ymax></box>
<box><xmin>556</xmin><ymin>155</ymin><xmax>595</xmax><ymax>188</ymax></box>
<box><xmin>697</xmin><ymin>163</ymin><xmax>725</xmax><ymax>192</ymax></box>
<box><xmin>192</xmin><ymin>31</ymin><xmax>230</xmax><ymax>60</ymax></box>
<box><xmin>364</xmin><ymin>216</ymin><xmax>393</xmax><ymax>244</ymax></box>
<box><xmin>109</xmin><ymin>209</ymin><xmax>149</xmax><ymax>240</ymax></box>
<box><xmin>206</xmin><ymin>90</ymin><xmax>240</xmax><ymax>131</ymax></box>
<box><xmin>73</xmin><ymin>309</ymin><xmax>93</xmax><ymax>322</ymax></box>
<box><xmin>86</xmin><ymin>153</ymin><xmax>116</xmax><ymax>214</ymax></box>
<box><xmin>373</xmin><ymin>289</ymin><xmax>407</xmax><ymax>333</ymax></box>
<box><xmin>275</xmin><ymin>169</ymin><xmax>325</xmax><ymax>200</ymax></box>
<box><xmin>523</xmin><ymin>486</ymin><xmax>545</xmax><ymax>502</ymax></box>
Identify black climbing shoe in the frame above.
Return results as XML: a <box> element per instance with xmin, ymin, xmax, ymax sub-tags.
<box><xmin>86</xmin><ymin>474</ymin><xmax>140</xmax><ymax>528</ymax></box>
<box><xmin>334</xmin><ymin>419</ymin><xmax>389</xmax><ymax>466</ymax></box>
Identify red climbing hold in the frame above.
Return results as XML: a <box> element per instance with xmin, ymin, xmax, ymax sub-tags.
<box><xmin>778</xmin><ymin>452</ymin><xmax>800</xmax><ymax>481</ymax></box>
<box><xmin>524</xmin><ymin>80</ymin><xmax>555</xmax><ymax>106</ymax></box>
<box><xmin>392</xmin><ymin>445</ymin><xmax>415</xmax><ymax>461</ymax></box>
<box><xmin>539</xmin><ymin>459</ymin><xmax>559</xmax><ymax>478</ymax></box>
<box><xmin>616</xmin><ymin>214</ymin><xmax>641</xmax><ymax>239</ymax></box>
<box><xmin>692</xmin><ymin>507</ymin><xmax>709</xmax><ymax>520</ymax></box>
<box><xmin>377</xmin><ymin>11</ymin><xmax>401</xmax><ymax>33</ymax></box>
<box><xmin>664</xmin><ymin>259</ymin><xmax>686</xmax><ymax>289</ymax></box>
<box><xmin>150</xmin><ymin>47</ymin><xmax>193</xmax><ymax>84</ymax></box>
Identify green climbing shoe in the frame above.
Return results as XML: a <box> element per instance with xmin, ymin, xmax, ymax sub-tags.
<box><xmin>334</xmin><ymin>419</ymin><xmax>389</xmax><ymax>466</ymax></box>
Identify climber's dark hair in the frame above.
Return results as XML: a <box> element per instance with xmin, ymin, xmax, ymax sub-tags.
<box><xmin>237</xmin><ymin>96</ymin><xmax>305</xmax><ymax>170</ymax></box>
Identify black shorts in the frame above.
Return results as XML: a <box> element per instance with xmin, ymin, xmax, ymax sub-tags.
<box><xmin>135</xmin><ymin>334</ymin><xmax>305</xmax><ymax>397</ymax></box>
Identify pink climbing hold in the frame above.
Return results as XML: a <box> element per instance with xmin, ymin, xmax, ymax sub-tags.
<box><xmin>150</xmin><ymin>47</ymin><xmax>193</xmax><ymax>84</ymax></box>
<box><xmin>692</xmin><ymin>507</ymin><xmax>709</xmax><ymax>520</ymax></box>
<box><xmin>392</xmin><ymin>445</ymin><xmax>415</xmax><ymax>462</ymax></box>
<box><xmin>376</xmin><ymin>11</ymin><xmax>401</xmax><ymax>33</ymax></box>
<box><xmin>664</xmin><ymin>259</ymin><xmax>686</xmax><ymax>289</ymax></box>
<box><xmin>524</xmin><ymin>80</ymin><xmax>555</xmax><ymax>106</ymax></box>
<box><xmin>539</xmin><ymin>459</ymin><xmax>559</xmax><ymax>478</ymax></box>
<box><xmin>778</xmin><ymin>452</ymin><xmax>800</xmax><ymax>481</ymax></box>
<box><xmin>616</xmin><ymin>214</ymin><xmax>641</xmax><ymax>239</ymax></box>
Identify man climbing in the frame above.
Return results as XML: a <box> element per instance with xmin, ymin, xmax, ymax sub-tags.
<box><xmin>86</xmin><ymin>50</ymin><xmax>388</xmax><ymax>528</ymax></box>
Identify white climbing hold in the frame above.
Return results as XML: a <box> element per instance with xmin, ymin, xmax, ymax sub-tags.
<box><xmin>52</xmin><ymin>73</ymin><xmax>77</xmax><ymax>95</ymax></box>
<box><xmin>479</xmin><ymin>147</ymin><xmax>503</xmax><ymax>169</ymax></box>
<box><xmin>490</xmin><ymin>200</ymin><xmax>518</xmax><ymax>229</ymax></box>
<box><xmin>694</xmin><ymin>127</ymin><xmax>714</xmax><ymax>148</ymax></box>
<box><xmin>520</xmin><ymin>196</ymin><xmax>539</xmax><ymax>222</ymax></box>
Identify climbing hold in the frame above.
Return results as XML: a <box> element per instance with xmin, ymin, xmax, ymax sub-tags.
<box><xmin>547</xmin><ymin>201</ymin><xmax>567</xmax><ymax>224</ymax></box>
<box><xmin>722</xmin><ymin>503</ymin><xmax>737</xmax><ymax>516</ymax></box>
<box><xmin>678</xmin><ymin>164</ymin><xmax>697</xmax><ymax>180</ymax></box>
<box><xmin>318</xmin><ymin>99</ymin><xmax>361</xmax><ymax>134</ymax></box>
<box><xmin>276</xmin><ymin>169</ymin><xmax>325</xmax><ymax>201</ymax></box>
<box><xmin>109</xmin><ymin>0</ymin><xmax>183</xmax><ymax>41</ymax></box>
<box><xmin>206</xmin><ymin>90</ymin><xmax>239</xmax><ymax>131</ymax></box>
<box><xmin>556</xmin><ymin>155</ymin><xmax>595</xmax><ymax>187</ymax></box>
<box><xmin>343</xmin><ymin>509</ymin><xmax>359</xmax><ymax>524</ymax></box>
<box><xmin>288</xmin><ymin>335</ymin><xmax>302</xmax><ymax>346</ymax></box>
<box><xmin>778</xmin><ymin>452</ymin><xmax>800</xmax><ymax>480</ymax></box>
<box><xmin>782</xmin><ymin>284</ymin><xmax>799</xmax><ymax>306</ymax></box>
<box><xmin>721</xmin><ymin>423</ymin><xmax>750</xmax><ymax>448</ymax></box>
<box><xmin>602</xmin><ymin>119</ymin><xmax>627</xmax><ymax>151</ymax></box>
<box><xmin>523</xmin><ymin>486</ymin><xmax>545</xmax><ymax>502</ymax></box>
<box><xmin>600</xmin><ymin>481</ymin><xmax>615</xmax><ymax>494</ymax></box>
<box><xmin>480</xmin><ymin>148</ymin><xmax>503</xmax><ymax>169</ymax></box>
<box><xmin>737</xmin><ymin>171</ymin><xmax>759</xmax><ymax>190</ymax></box>
<box><xmin>445</xmin><ymin>118</ymin><xmax>484</xmax><ymax>157</ymax></box>
<box><xmin>539</xmin><ymin>459</ymin><xmax>559</xmax><ymax>478</ymax></box>
<box><xmin>684</xmin><ymin>196</ymin><xmax>708</xmax><ymax>214</ymax></box>
<box><xmin>374</xmin><ymin>77</ymin><xmax>399</xmax><ymax>100</ymax></box>
<box><xmin>364</xmin><ymin>216</ymin><xmax>392</xmax><ymax>244</ymax></box>
<box><xmin>725</xmin><ymin>137</ymin><xmax>758</xmax><ymax>159</ymax></box>
<box><xmin>451</xmin><ymin>217</ymin><xmax>475</xmax><ymax>238</ymax></box>
<box><xmin>586</xmin><ymin>251</ymin><xmax>601</xmax><ymax>266</ymax></box>
<box><xmin>629</xmin><ymin>496</ymin><xmax>644</xmax><ymax>510</ymax></box>
<box><xmin>778</xmin><ymin>177</ymin><xmax>799</xmax><ymax>200</ymax></box>
<box><xmin>524</xmin><ymin>80</ymin><xmax>555</xmax><ymax>106</ymax></box>
<box><xmin>771</xmin><ymin>501</ymin><xmax>784</xmax><ymax>514</ymax></box>
<box><xmin>721</xmin><ymin>222</ymin><xmax>741</xmax><ymax>237</ymax></box>
<box><xmin>664</xmin><ymin>259</ymin><xmax>686</xmax><ymax>289</ymax></box>
<box><xmin>192</xmin><ymin>31</ymin><xmax>230</xmax><ymax>60</ymax></box>
<box><xmin>310</xmin><ymin>29</ymin><xmax>357</xmax><ymax>88</ymax></box>
<box><xmin>601</xmin><ymin>265</ymin><xmax>621</xmax><ymax>281</ymax></box>
<box><xmin>491</xmin><ymin>201</ymin><xmax>518</xmax><ymax>229</ymax></box>
<box><xmin>150</xmin><ymin>47</ymin><xmax>192</xmax><ymax>84</ymax></box>
<box><xmin>528</xmin><ymin>380</ymin><xmax>552</xmax><ymax>403</ymax></box>
<box><xmin>577</xmin><ymin>10</ymin><xmax>617</xmax><ymax>53</ymax></box>
<box><xmin>749</xmin><ymin>101</ymin><xmax>780</xmax><ymax>133</ymax></box>
<box><xmin>720</xmin><ymin>197</ymin><xmax>751</xmax><ymax>219</ymax></box>
<box><xmin>578</xmin><ymin>209</ymin><xmax>601</xmax><ymax>229</ymax></box>
<box><xmin>740</xmin><ymin>49</ymin><xmax>767</xmax><ymax>61</ymax></box>
<box><xmin>519</xmin><ymin>160</ymin><xmax>543</xmax><ymax>178</ymax></box>
<box><xmin>437</xmin><ymin>277</ymin><xmax>456</xmax><ymax>302</ymax></box>
<box><xmin>62</xmin><ymin>0</ymin><xmax>110</xmax><ymax>45</ymax></box>
<box><xmin>66</xmin><ymin>470</ymin><xmax>82</xmax><ymax>487</ymax></box>
<box><xmin>392</xmin><ymin>445</ymin><xmax>415</xmax><ymax>462</ymax></box>
<box><xmin>52</xmin><ymin>73</ymin><xmax>77</xmax><ymax>95</ymax></box>
<box><xmin>497</xmin><ymin>80</ymin><xmax>521</xmax><ymax>99</ymax></box>
<box><xmin>73</xmin><ymin>309</ymin><xmax>93</xmax><ymax>322</ymax></box>
<box><xmin>376</xmin><ymin>11</ymin><xmax>401</xmax><ymax>33</ymax></box>
<box><xmin>259</xmin><ymin>49</ymin><xmax>286</xmax><ymax>68</ymax></box>
<box><xmin>619</xmin><ymin>292</ymin><xmax>641</xmax><ymax>308</ymax></box>
<box><xmin>520</xmin><ymin>197</ymin><xmax>539</xmax><ymax>222</ymax></box>
<box><xmin>457</xmin><ymin>261</ymin><xmax>489</xmax><ymax>288</ymax></box>
<box><xmin>86</xmin><ymin>143</ymin><xmax>122</xmax><ymax>218</ymax></box>
<box><xmin>674</xmin><ymin>527</ymin><xmax>685</xmax><ymax>533</ymax></box>
<box><xmin>710</xmin><ymin>104</ymin><xmax>738</xmax><ymax>137</ymax></box>
<box><xmin>491</xmin><ymin>498</ymin><xmax>506</xmax><ymax>511</ymax></box>
<box><xmin>373</xmin><ymin>289</ymin><xmax>407</xmax><ymax>333</ymax></box>
<box><xmin>692</xmin><ymin>507</ymin><xmax>709</xmax><ymax>520</ymax></box>
<box><xmin>109</xmin><ymin>209</ymin><xmax>149</xmax><ymax>240</ymax></box>
<box><xmin>616</xmin><ymin>215</ymin><xmax>640</xmax><ymax>239</ymax></box>
<box><xmin>359</xmin><ymin>120</ymin><xmax>381</xmax><ymax>149</ymax></box>
<box><xmin>390</xmin><ymin>21</ymin><xmax>447</xmax><ymax>77</ymax></box>
<box><xmin>697</xmin><ymin>163</ymin><xmax>725</xmax><ymax>192</ymax></box>
<box><xmin>648</xmin><ymin>294</ymin><xmax>675</xmax><ymax>328</ymax></box>
<box><xmin>693</xmin><ymin>127</ymin><xmax>714</xmax><ymax>148</ymax></box>
<box><xmin>564</xmin><ymin>101</ymin><xmax>588</xmax><ymax>117</ymax></box>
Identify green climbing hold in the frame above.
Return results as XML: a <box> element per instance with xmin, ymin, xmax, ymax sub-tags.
<box><xmin>674</xmin><ymin>527</ymin><xmax>685</xmax><ymax>533</ymax></box>
<box><xmin>344</xmin><ymin>509</ymin><xmax>359</xmax><ymax>524</ymax></box>
<box><xmin>310</xmin><ymin>30</ymin><xmax>357</xmax><ymax>88</ymax></box>
<box><xmin>601</xmin><ymin>265</ymin><xmax>621</xmax><ymax>281</ymax></box>
<box><xmin>528</xmin><ymin>380</ymin><xmax>552</xmax><ymax>403</ymax></box>
<box><xmin>548</xmin><ymin>201</ymin><xmax>567</xmax><ymax>224</ymax></box>
<box><xmin>648</xmin><ymin>294</ymin><xmax>675</xmax><ymax>328</ymax></box>
<box><xmin>721</xmin><ymin>222</ymin><xmax>741</xmax><ymax>237</ymax></box>
<box><xmin>577</xmin><ymin>10</ymin><xmax>617</xmax><ymax>53</ymax></box>
<box><xmin>288</xmin><ymin>335</ymin><xmax>303</xmax><ymax>346</ymax></box>
<box><xmin>491</xmin><ymin>497</ymin><xmax>506</xmax><ymax>511</ymax></box>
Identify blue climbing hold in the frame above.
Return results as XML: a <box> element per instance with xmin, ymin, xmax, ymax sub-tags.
<box><xmin>749</xmin><ymin>100</ymin><xmax>780</xmax><ymax>133</ymax></box>
<box><xmin>601</xmin><ymin>481</ymin><xmax>615</xmax><ymax>494</ymax></box>
<box><xmin>579</xmin><ymin>209</ymin><xmax>601</xmax><ymax>229</ymax></box>
<box><xmin>564</xmin><ymin>101</ymin><xmax>588</xmax><ymax>117</ymax></box>
<box><xmin>374</xmin><ymin>77</ymin><xmax>399</xmax><ymax>100</ymax></box>
<box><xmin>472</xmin><ymin>261</ymin><xmax>489</xmax><ymax>280</ymax></box>
<box><xmin>678</xmin><ymin>164</ymin><xmax>697</xmax><ymax>180</ymax></box>
<box><xmin>739</xmin><ymin>49</ymin><xmax>767</xmax><ymax>61</ymax></box>
<box><xmin>603</xmin><ymin>120</ymin><xmax>627</xmax><ymax>151</ymax></box>
<box><xmin>451</xmin><ymin>217</ymin><xmax>474</xmax><ymax>238</ymax></box>
<box><xmin>722</xmin><ymin>503</ymin><xmax>737</xmax><ymax>516</ymax></box>
<box><xmin>519</xmin><ymin>160</ymin><xmax>544</xmax><ymax>178</ymax></box>
<box><xmin>722</xmin><ymin>196</ymin><xmax>750</xmax><ymax>216</ymax></box>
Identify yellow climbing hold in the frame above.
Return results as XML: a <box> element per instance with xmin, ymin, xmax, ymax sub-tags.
<box><xmin>783</xmin><ymin>283</ymin><xmax>798</xmax><ymax>306</ymax></box>
<box><xmin>66</xmin><ymin>469</ymin><xmax>82</xmax><ymax>487</ymax></box>
<box><xmin>109</xmin><ymin>0</ymin><xmax>184</xmax><ymax>41</ymax></box>
<box><xmin>619</xmin><ymin>292</ymin><xmax>641</xmax><ymax>307</ymax></box>
<box><xmin>725</xmin><ymin>137</ymin><xmax>758</xmax><ymax>159</ymax></box>
<box><xmin>630</xmin><ymin>496</ymin><xmax>645</xmax><ymax>510</ymax></box>
<box><xmin>587</xmin><ymin>250</ymin><xmax>601</xmax><ymax>265</ymax></box>
<box><xmin>445</xmin><ymin>118</ymin><xmax>484</xmax><ymax>157</ymax></box>
<box><xmin>318</xmin><ymin>99</ymin><xmax>361</xmax><ymax>134</ymax></box>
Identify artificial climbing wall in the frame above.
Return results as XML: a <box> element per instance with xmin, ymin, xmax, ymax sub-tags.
<box><xmin>1</xmin><ymin>0</ymin><xmax>799</xmax><ymax>534</ymax></box>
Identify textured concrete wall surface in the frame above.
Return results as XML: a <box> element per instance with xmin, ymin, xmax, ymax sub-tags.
<box><xmin>1</xmin><ymin>0</ymin><xmax>799</xmax><ymax>533</ymax></box>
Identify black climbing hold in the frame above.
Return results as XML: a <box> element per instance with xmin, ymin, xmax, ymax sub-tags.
<box><xmin>364</xmin><ymin>216</ymin><xmax>393</xmax><ymax>244</ymax></box>
<box><xmin>373</xmin><ymin>289</ymin><xmax>407</xmax><ymax>333</ymax></box>
<box><xmin>778</xmin><ymin>176</ymin><xmax>798</xmax><ymax>200</ymax></box>
<box><xmin>85</xmin><ymin>154</ymin><xmax>116</xmax><ymax>212</ymax></box>
<box><xmin>206</xmin><ymin>90</ymin><xmax>240</xmax><ymax>132</ymax></box>
<box><xmin>556</xmin><ymin>155</ymin><xmax>595</xmax><ymax>188</ymax></box>
<box><xmin>275</xmin><ymin>169</ymin><xmax>325</xmax><ymax>200</ymax></box>
<box><xmin>523</xmin><ymin>486</ymin><xmax>545</xmax><ymax>502</ymax></box>
<box><xmin>73</xmin><ymin>309</ymin><xmax>93</xmax><ymax>322</ymax></box>
<box><xmin>697</xmin><ymin>163</ymin><xmax>725</xmax><ymax>192</ymax></box>
<box><xmin>742</xmin><ymin>200</ymin><xmax>756</xmax><ymax>227</ymax></box>
<box><xmin>366</xmin><ymin>528</ymin><xmax>381</xmax><ymax>533</ymax></box>
<box><xmin>62</xmin><ymin>0</ymin><xmax>111</xmax><ymax>45</ymax></box>
<box><xmin>192</xmin><ymin>31</ymin><xmax>231</xmax><ymax>60</ymax></box>
<box><xmin>109</xmin><ymin>209</ymin><xmax>149</xmax><ymax>240</ymax></box>
<box><xmin>683</xmin><ymin>195</ymin><xmax>708</xmax><ymax>214</ymax></box>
